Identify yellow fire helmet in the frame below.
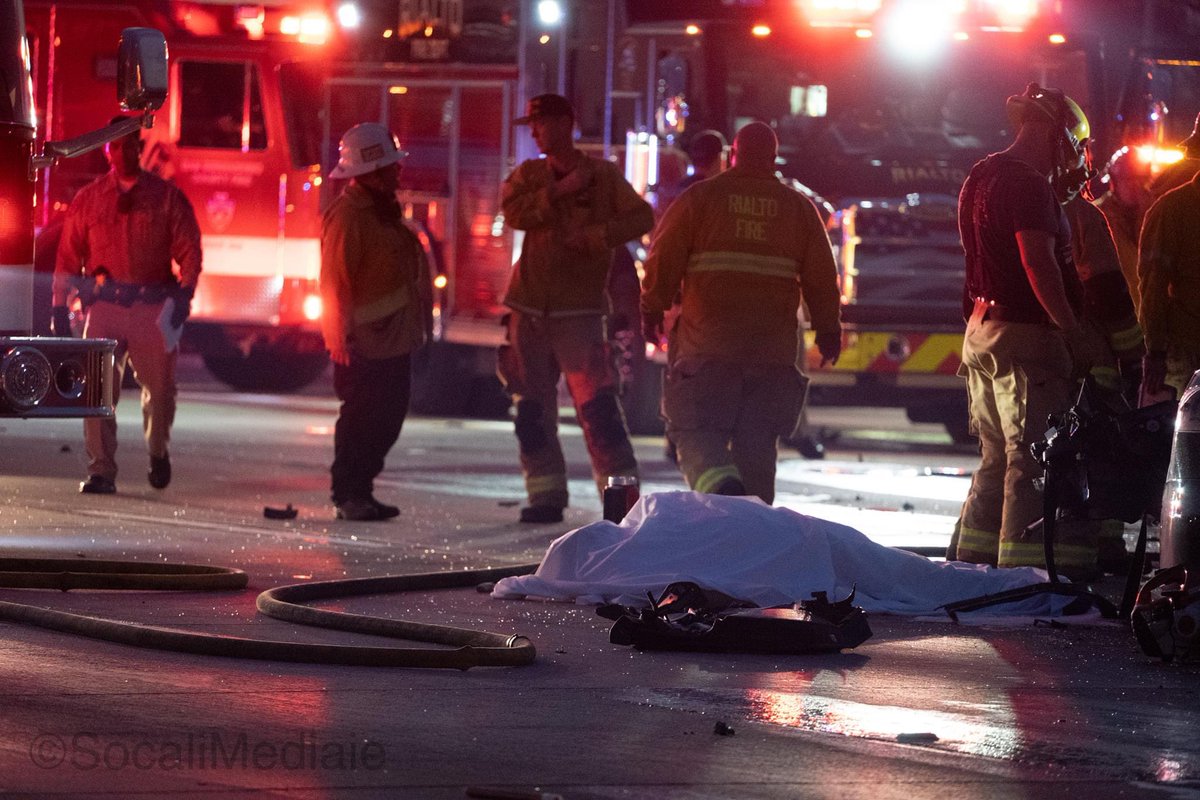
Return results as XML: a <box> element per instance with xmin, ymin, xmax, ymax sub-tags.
<box><xmin>1005</xmin><ymin>82</ymin><xmax>1090</xmax><ymax>149</ymax></box>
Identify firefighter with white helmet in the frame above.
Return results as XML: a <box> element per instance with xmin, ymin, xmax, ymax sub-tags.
<box><xmin>950</xmin><ymin>83</ymin><xmax>1108</xmax><ymax>579</ymax></box>
<box><xmin>641</xmin><ymin>121</ymin><xmax>842</xmax><ymax>503</ymax></box>
<box><xmin>320</xmin><ymin>121</ymin><xmax>432</xmax><ymax>521</ymax></box>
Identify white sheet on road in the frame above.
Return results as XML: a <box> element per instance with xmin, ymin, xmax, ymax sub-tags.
<box><xmin>493</xmin><ymin>491</ymin><xmax>1074</xmax><ymax>616</ymax></box>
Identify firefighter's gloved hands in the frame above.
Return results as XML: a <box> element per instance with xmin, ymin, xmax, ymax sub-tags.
<box><xmin>1141</xmin><ymin>350</ymin><xmax>1169</xmax><ymax>401</ymax></box>
<box><xmin>642</xmin><ymin>310</ymin><xmax>664</xmax><ymax>347</ymax></box>
<box><xmin>51</xmin><ymin>306</ymin><xmax>73</xmax><ymax>338</ymax></box>
<box><xmin>170</xmin><ymin>287</ymin><xmax>194</xmax><ymax>328</ymax></box>
<box><xmin>552</xmin><ymin>165</ymin><xmax>590</xmax><ymax>199</ymax></box>
<box><xmin>815</xmin><ymin>330</ymin><xmax>841</xmax><ymax>367</ymax></box>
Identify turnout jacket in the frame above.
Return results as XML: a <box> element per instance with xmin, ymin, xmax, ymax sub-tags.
<box><xmin>320</xmin><ymin>183</ymin><xmax>432</xmax><ymax>359</ymax></box>
<box><xmin>641</xmin><ymin>165</ymin><xmax>841</xmax><ymax>365</ymax></box>
<box><xmin>1065</xmin><ymin>196</ymin><xmax>1144</xmax><ymax>361</ymax></box>
<box><xmin>1137</xmin><ymin>173</ymin><xmax>1200</xmax><ymax>354</ymax></box>
<box><xmin>502</xmin><ymin>150</ymin><xmax>654</xmax><ymax>317</ymax></box>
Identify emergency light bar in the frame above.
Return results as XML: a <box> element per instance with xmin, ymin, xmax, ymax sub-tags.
<box><xmin>799</xmin><ymin>0</ymin><xmax>1039</xmax><ymax>32</ymax></box>
<box><xmin>800</xmin><ymin>0</ymin><xmax>883</xmax><ymax>27</ymax></box>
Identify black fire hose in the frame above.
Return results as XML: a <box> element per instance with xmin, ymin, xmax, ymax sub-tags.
<box><xmin>0</xmin><ymin>557</ymin><xmax>539</xmax><ymax>669</ymax></box>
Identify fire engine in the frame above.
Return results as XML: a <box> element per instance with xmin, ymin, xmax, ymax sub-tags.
<box><xmin>0</xmin><ymin>0</ymin><xmax>165</xmax><ymax>418</ymax></box>
<box><xmin>21</xmin><ymin>0</ymin><xmax>515</xmax><ymax>416</ymax></box>
<box><xmin>619</xmin><ymin>0</ymin><xmax>1200</xmax><ymax>441</ymax></box>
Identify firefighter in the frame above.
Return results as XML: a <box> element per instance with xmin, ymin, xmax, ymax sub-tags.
<box><xmin>658</xmin><ymin>129</ymin><xmax>730</xmax><ymax>466</ymax></box>
<box><xmin>671</xmin><ymin>130</ymin><xmax>728</xmax><ymax>202</ymax></box>
<box><xmin>950</xmin><ymin>84</ymin><xmax>1105</xmax><ymax>578</ymax></box>
<box><xmin>51</xmin><ymin>118</ymin><xmax>202</xmax><ymax>494</ymax></box>
<box><xmin>1064</xmin><ymin>197</ymin><xmax>1145</xmax><ymax>408</ymax></box>
<box><xmin>1136</xmin><ymin>161</ymin><xmax>1200</xmax><ymax>403</ymax></box>
<box><xmin>641</xmin><ymin>121</ymin><xmax>842</xmax><ymax>504</ymax></box>
<box><xmin>1064</xmin><ymin>178</ymin><xmax>1146</xmax><ymax>573</ymax></box>
<box><xmin>1148</xmin><ymin>111</ymin><xmax>1200</xmax><ymax>200</ymax></box>
<box><xmin>499</xmin><ymin>94</ymin><xmax>654</xmax><ymax>524</ymax></box>
<box><xmin>1094</xmin><ymin>148</ymin><xmax>1151</xmax><ymax>309</ymax></box>
<box><xmin>320</xmin><ymin>122</ymin><xmax>432</xmax><ymax>521</ymax></box>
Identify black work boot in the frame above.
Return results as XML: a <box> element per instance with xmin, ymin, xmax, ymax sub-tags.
<box><xmin>148</xmin><ymin>454</ymin><xmax>171</xmax><ymax>489</ymax></box>
<box><xmin>711</xmin><ymin>477</ymin><xmax>748</xmax><ymax>496</ymax></box>
<box><xmin>794</xmin><ymin>434</ymin><xmax>826</xmax><ymax>460</ymax></box>
<box><xmin>80</xmin><ymin>475</ymin><xmax>116</xmax><ymax>494</ymax></box>
<box><xmin>335</xmin><ymin>498</ymin><xmax>383</xmax><ymax>521</ymax></box>
<box><xmin>369</xmin><ymin>496</ymin><xmax>401</xmax><ymax>519</ymax></box>
<box><xmin>519</xmin><ymin>505</ymin><xmax>564</xmax><ymax>524</ymax></box>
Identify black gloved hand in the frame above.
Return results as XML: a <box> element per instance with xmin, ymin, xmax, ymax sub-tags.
<box><xmin>51</xmin><ymin>306</ymin><xmax>73</xmax><ymax>338</ymax></box>
<box><xmin>171</xmin><ymin>287</ymin><xmax>194</xmax><ymax>328</ymax></box>
<box><xmin>815</xmin><ymin>329</ymin><xmax>842</xmax><ymax>367</ymax></box>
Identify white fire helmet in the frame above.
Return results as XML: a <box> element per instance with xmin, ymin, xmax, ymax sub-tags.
<box><xmin>330</xmin><ymin>122</ymin><xmax>407</xmax><ymax>179</ymax></box>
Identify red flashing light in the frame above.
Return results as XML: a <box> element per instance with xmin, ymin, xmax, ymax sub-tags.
<box><xmin>981</xmin><ymin>0</ymin><xmax>1038</xmax><ymax>30</ymax></box>
<box><xmin>800</xmin><ymin>0</ymin><xmax>883</xmax><ymax>28</ymax></box>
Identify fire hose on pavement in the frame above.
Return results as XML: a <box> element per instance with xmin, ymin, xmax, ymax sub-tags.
<box><xmin>0</xmin><ymin>557</ymin><xmax>540</xmax><ymax>669</ymax></box>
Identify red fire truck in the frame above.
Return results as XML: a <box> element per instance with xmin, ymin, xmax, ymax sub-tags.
<box><xmin>1</xmin><ymin>4</ymin><xmax>165</xmax><ymax>418</ymax></box>
<box><xmin>24</xmin><ymin>0</ymin><xmax>521</xmax><ymax>418</ymax></box>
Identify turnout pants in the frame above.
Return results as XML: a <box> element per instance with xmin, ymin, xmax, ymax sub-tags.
<box><xmin>497</xmin><ymin>312</ymin><xmax>638</xmax><ymax>509</ymax></box>
<box><xmin>331</xmin><ymin>354</ymin><xmax>411</xmax><ymax>504</ymax></box>
<box><xmin>663</xmin><ymin>357</ymin><xmax>804</xmax><ymax>505</ymax></box>
<box><xmin>952</xmin><ymin>305</ymin><xmax>1097</xmax><ymax>575</ymax></box>
<box><xmin>82</xmin><ymin>300</ymin><xmax>177</xmax><ymax>481</ymax></box>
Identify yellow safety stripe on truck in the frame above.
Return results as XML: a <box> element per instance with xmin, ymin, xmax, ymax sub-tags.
<box><xmin>803</xmin><ymin>331</ymin><xmax>963</xmax><ymax>375</ymax></box>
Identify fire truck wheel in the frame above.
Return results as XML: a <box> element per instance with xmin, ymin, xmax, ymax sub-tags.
<box><xmin>905</xmin><ymin>397</ymin><xmax>973</xmax><ymax>446</ymax></box>
<box><xmin>202</xmin><ymin>351</ymin><xmax>329</xmax><ymax>393</ymax></box>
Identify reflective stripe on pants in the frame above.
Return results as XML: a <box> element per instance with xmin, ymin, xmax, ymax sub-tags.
<box><xmin>954</xmin><ymin>308</ymin><xmax>1097</xmax><ymax>571</ymax></box>
<box><xmin>663</xmin><ymin>357</ymin><xmax>803</xmax><ymax>505</ymax></box>
<box><xmin>497</xmin><ymin>312</ymin><xmax>638</xmax><ymax>507</ymax></box>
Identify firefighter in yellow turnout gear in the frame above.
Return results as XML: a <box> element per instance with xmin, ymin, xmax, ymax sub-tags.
<box><xmin>499</xmin><ymin>94</ymin><xmax>654</xmax><ymax>524</ymax></box>
<box><xmin>641</xmin><ymin>122</ymin><xmax>842</xmax><ymax>503</ymax></box>
<box><xmin>951</xmin><ymin>85</ymin><xmax>1109</xmax><ymax>579</ymax></box>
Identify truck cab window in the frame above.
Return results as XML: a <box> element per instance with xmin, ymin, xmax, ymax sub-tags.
<box><xmin>178</xmin><ymin>61</ymin><xmax>266</xmax><ymax>150</ymax></box>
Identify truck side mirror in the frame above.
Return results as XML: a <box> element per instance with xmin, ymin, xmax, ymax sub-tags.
<box><xmin>117</xmin><ymin>28</ymin><xmax>168</xmax><ymax>112</ymax></box>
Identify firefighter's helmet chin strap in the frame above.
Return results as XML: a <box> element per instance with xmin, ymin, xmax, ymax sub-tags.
<box><xmin>1053</xmin><ymin>132</ymin><xmax>1095</xmax><ymax>204</ymax></box>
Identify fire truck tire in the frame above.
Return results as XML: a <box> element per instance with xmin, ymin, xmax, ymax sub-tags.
<box><xmin>905</xmin><ymin>398</ymin><xmax>972</xmax><ymax>445</ymax></box>
<box><xmin>410</xmin><ymin>341</ymin><xmax>511</xmax><ymax>419</ymax></box>
<box><xmin>202</xmin><ymin>351</ymin><xmax>329</xmax><ymax>393</ymax></box>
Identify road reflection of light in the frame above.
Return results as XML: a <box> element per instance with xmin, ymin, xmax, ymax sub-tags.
<box><xmin>743</xmin><ymin>688</ymin><xmax>1022</xmax><ymax>759</ymax></box>
<box><xmin>1154</xmin><ymin>754</ymin><xmax>1194</xmax><ymax>782</ymax></box>
<box><xmin>306</xmin><ymin>425</ymin><xmax>334</xmax><ymax>436</ymax></box>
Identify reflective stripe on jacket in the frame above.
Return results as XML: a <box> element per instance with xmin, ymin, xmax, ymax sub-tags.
<box><xmin>641</xmin><ymin>165</ymin><xmax>841</xmax><ymax>365</ymax></box>
<box><xmin>320</xmin><ymin>183</ymin><xmax>431</xmax><ymax>359</ymax></box>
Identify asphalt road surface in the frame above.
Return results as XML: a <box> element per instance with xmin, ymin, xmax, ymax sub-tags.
<box><xmin>0</xmin><ymin>356</ymin><xmax>1194</xmax><ymax>799</ymax></box>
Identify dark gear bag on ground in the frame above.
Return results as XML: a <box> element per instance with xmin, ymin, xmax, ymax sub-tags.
<box><xmin>598</xmin><ymin>581</ymin><xmax>872</xmax><ymax>654</ymax></box>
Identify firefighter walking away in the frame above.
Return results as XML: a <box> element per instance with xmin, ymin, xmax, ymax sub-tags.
<box><xmin>641</xmin><ymin>121</ymin><xmax>842</xmax><ymax>504</ymax></box>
